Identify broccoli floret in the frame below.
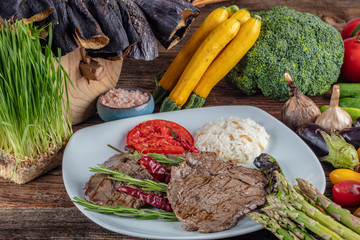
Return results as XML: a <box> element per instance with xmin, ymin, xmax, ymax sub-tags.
<box><xmin>225</xmin><ymin>6</ymin><xmax>344</xmax><ymax>101</ymax></box>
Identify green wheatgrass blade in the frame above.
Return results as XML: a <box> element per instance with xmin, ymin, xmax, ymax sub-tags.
<box><xmin>90</xmin><ymin>165</ymin><xmax>168</xmax><ymax>192</ymax></box>
<box><xmin>0</xmin><ymin>20</ymin><xmax>72</xmax><ymax>169</ymax></box>
<box><xmin>72</xmin><ymin>197</ymin><xmax>178</xmax><ymax>221</ymax></box>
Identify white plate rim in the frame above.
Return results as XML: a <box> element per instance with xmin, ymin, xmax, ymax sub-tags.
<box><xmin>62</xmin><ymin>105</ymin><xmax>326</xmax><ymax>239</ymax></box>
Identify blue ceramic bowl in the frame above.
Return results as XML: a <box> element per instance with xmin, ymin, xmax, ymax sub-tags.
<box><xmin>97</xmin><ymin>87</ymin><xmax>155</xmax><ymax>122</ymax></box>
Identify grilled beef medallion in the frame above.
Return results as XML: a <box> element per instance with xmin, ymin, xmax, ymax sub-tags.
<box><xmin>84</xmin><ymin>153</ymin><xmax>153</xmax><ymax>208</ymax></box>
<box><xmin>167</xmin><ymin>152</ymin><xmax>269</xmax><ymax>233</ymax></box>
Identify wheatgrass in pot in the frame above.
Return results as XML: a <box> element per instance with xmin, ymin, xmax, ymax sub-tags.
<box><xmin>0</xmin><ymin>21</ymin><xmax>72</xmax><ymax>182</ymax></box>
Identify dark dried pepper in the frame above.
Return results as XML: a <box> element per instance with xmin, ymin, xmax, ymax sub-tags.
<box><xmin>133</xmin><ymin>0</ymin><xmax>199</xmax><ymax>49</ymax></box>
<box><xmin>1</xmin><ymin>0</ymin><xmax>199</xmax><ymax>59</ymax></box>
<box><xmin>117</xmin><ymin>186</ymin><xmax>172</xmax><ymax>212</ymax></box>
<box><xmin>167</xmin><ymin>127</ymin><xmax>200</xmax><ymax>154</ymax></box>
<box><xmin>67</xmin><ymin>0</ymin><xmax>109</xmax><ymax>50</ymax></box>
<box><xmin>124</xmin><ymin>0</ymin><xmax>158</xmax><ymax>61</ymax></box>
<box><xmin>138</xmin><ymin>155</ymin><xmax>171</xmax><ymax>184</ymax></box>
<box><xmin>51</xmin><ymin>0</ymin><xmax>79</xmax><ymax>55</ymax></box>
<box><xmin>0</xmin><ymin>1</ymin><xmax>22</xmax><ymax>20</ymax></box>
<box><xmin>81</xmin><ymin>0</ymin><xmax>138</xmax><ymax>56</ymax></box>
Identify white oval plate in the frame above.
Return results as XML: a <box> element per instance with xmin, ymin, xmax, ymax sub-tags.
<box><xmin>62</xmin><ymin>106</ymin><xmax>325</xmax><ymax>239</ymax></box>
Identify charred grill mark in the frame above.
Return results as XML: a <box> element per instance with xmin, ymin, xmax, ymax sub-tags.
<box><xmin>167</xmin><ymin>152</ymin><xmax>268</xmax><ymax>233</ymax></box>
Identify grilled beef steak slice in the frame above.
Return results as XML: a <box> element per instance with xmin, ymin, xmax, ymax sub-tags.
<box><xmin>84</xmin><ymin>153</ymin><xmax>153</xmax><ymax>208</ymax></box>
<box><xmin>167</xmin><ymin>152</ymin><xmax>269</xmax><ymax>233</ymax></box>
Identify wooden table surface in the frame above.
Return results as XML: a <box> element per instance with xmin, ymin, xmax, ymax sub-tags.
<box><xmin>1</xmin><ymin>0</ymin><xmax>360</xmax><ymax>239</ymax></box>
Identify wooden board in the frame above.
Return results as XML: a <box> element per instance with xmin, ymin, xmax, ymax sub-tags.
<box><xmin>1</xmin><ymin>0</ymin><xmax>360</xmax><ymax>239</ymax></box>
<box><xmin>60</xmin><ymin>48</ymin><xmax>123</xmax><ymax>125</ymax></box>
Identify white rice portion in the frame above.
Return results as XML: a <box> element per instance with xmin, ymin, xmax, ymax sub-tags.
<box><xmin>194</xmin><ymin>117</ymin><xmax>270</xmax><ymax>165</ymax></box>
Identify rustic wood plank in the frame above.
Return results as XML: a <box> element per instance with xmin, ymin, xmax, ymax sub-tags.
<box><xmin>0</xmin><ymin>0</ymin><xmax>359</xmax><ymax>239</ymax></box>
<box><xmin>0</xmin><ymin>207</ymin><xmax>277</xmax><ymax>240</ymax></box>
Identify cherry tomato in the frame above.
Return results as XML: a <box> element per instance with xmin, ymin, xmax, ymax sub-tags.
<box><xmin>332</xmin><ymin>180</ymin><xmax>360</xmax><ymax>207</ymax></box>
<box><xmin>341</xmin><ymin>18</ymin><xmax>360</xmax><ymax>40</ymax></box>
<box><xmin>341</xmin><ymin>36</ymin><xmax>360</xmax><ymax>83</ymax></box>
<box><xmin>126</xmin><ymin>119</ymin><xmax>194</xmax><ymax>154</ymax></box>
<box><xmin>329</xmin><ymin>168</ymin><xmax>360</xmax><ymax>184</ymax></box>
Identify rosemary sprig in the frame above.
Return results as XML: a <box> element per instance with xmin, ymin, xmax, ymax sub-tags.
<box><xmin>73</xmin><ymin>197</ymin><xmax>178</xmax><ymax>221</ymax></box>
<box><xmin>90</xmin><ymin>165</ymin><xmax>168</xmax><ymax>192</ymax></box>
<box><xmin>107</xmin><ymin>144</ymin><xmax>126</xmax><ymax>154</ymax></box>
<box><xmin>147</xmin><ymin>153</ymin><xmax>185</xmax><ymax>166</ymax></box>
<box><xmin>106</xmin><ymin>144</ymin><xmax>184</xmax><ymax>166</ymax></box>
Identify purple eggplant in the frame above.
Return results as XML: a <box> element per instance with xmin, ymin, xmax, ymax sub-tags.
<box><xmin>297</xmin><ymin>123</ymin><xmax>329</xmax><ymax>157</ymax></box>
<box><xmin>353</xmin><ymin>117</ymin><xmax>360</xmax><ymax>127</ymax></box>
<box><xmin>297</xmin><ymin>123</ymin><xmax>359</xmax><ymax>170</ymax></box>
<box><xmin>341</xmin><ymin>127</ymin><xmax>360</xmax><ymax>148</ymax></box>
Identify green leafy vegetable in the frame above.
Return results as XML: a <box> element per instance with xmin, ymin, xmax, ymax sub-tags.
<box><xmin>226</xmin><ymin>6</ymin><xmax>344</xmax><ymax>100</ymax></box>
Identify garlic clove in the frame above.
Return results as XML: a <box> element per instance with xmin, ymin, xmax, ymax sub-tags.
<box><xmin>281</xmin><ymin>73</ymin><xmax>321</xmax><ymax>130</ymax></box>
<box><xmin>315</xmin><ymin>84</ymin><xmax>352</xmax><ymax>132</ymax></box>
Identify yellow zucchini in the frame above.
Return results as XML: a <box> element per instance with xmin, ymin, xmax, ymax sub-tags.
<box><xmin>231</xmin><ymin>8</ymin><xmax>250</xmax><ymax>23</ymax></box>
<box><xmin>167</xmin><ymin>18</ymin><xmax>241</xmax><ymax>107</ymax></box>
<box><xmin>154</xmin><ymin>7</ymin><xmax>229</xmax><ymax>101</ymax></box>
<box><xmin>227</xmin><ymin>5</ymin><xmax>239</xmax><ymax>16</ymax></box>
<box><xmin>191</xmin><ymin>15</ymin><xmax>261</xmax><ymax>100</ymax></box>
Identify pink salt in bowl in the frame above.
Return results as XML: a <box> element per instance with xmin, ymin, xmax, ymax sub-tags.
<box><xmin>96</xmin><ymin>87</ymin><xmax>154</xmax><ymax>122</ymax></box>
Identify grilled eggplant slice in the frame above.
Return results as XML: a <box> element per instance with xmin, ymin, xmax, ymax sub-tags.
<box><xmin>254</xmin><ymin>153</ymin><xmax>283</xmax><ymax>195</ymax></box>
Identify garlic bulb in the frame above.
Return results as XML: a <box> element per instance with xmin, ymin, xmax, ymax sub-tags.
<box><xmin>281</xmin><ymin>73</ymin><xmax>321</xmax><ymax>130</ymax></box>
<box><xmin>315</xmin><ymin>84</ymin><xmax>352</xmax><ymax>132</ymax></box>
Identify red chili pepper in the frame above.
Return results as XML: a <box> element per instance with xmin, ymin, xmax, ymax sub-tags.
<box><xmin>167</xmin><ymin>126</ymin><xmax>200</xmax><ymax>154</ymax></box>
<box><xmin>332</xmin><ymin>180</ymin><xmax>360</xmax><ymax>207</ymax></box>
<box><xmin>138</xmin><ymin>154</ymin><xmax>171</xmax><ymax>183</ymax></box>
<box><xmin>117</xmin><ymin>186</ymin><xmax>172</xmax><ymax>212</ymax></box>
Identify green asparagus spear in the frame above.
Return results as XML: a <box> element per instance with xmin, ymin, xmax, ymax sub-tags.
<box><xmin>254</xmin><ymin>153</ymin><xmax>283</xmax><ymax>195</ymax></box>
<box><xmin>90</xmin><ymin>165</ymin><xmax>168</xmax><ymax>192</ymax></box>
<box><xmin>247</xmin><ymin>212</ymin><xmax>297</xmax><ymax>240</ymax></box>
<box><xmin>297</xmin><ymin>178</ymin><xmax>360</xmax><ymax>235</ymax></box>
<box><xmin>73</xmin><ymin>197</ymin><xmax>178</xmax><ymax>221</ymax></box>
<box><xmin>265</xmin><ymin>196</ymin><xmax>343</xmax><ymax>240</ymax></box>
<box><xmin>275</xmin><ymin>172</ymin><xmax>360</xmax><ymax>240</ymax></box>
<box><xmin>293</xmin><ymin>185</ymin><xmax>320</xmax><ymax>210</ymax></box>
<box><xmin>262</xmin><ymin>208</ymin><xmax>315</xmax><ymax>240</ymax></box>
